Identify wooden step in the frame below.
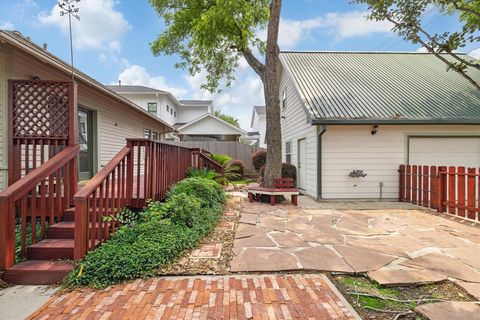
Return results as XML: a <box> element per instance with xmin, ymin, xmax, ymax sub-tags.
<box><xmin>47</xmin><ymin>221</ymin><xmax>108</xmax><ymax>239</ymax></box>
<box><xmin>27</xmin><ymin>239</ymin><xmax>74</xmax><ymax>260</ymax></box>
<box><xmin>2</xmin><ymin>260</ymin><xmax>73</xmax><ymax>285</ymax></box>
<box><xmin>62</xmin><ymin>207</ymin><xmax>115</xmax><ymax>222</ymax></box>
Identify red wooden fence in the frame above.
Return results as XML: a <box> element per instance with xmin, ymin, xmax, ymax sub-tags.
<box><xmin>399</xmin><ymin>165</ymin><xmax>479</xmax><ymax>222</ymax></box>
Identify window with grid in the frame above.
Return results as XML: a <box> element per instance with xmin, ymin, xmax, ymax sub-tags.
<box><xmin>282</xmin><ymin>89</ymin><xmax>287</xmax><ymax>110</ymax></box>
<box><xmin>153</xmin><ymin>131</ymin><xmax>158</xmax><ymax>141</ymax></box>
<box><xmin>166</xmin><ymin>105</ymin><xmax>169</xmax><ymax>112</ymax></box>
<box><xmin>147</xmin><ymin>102</ymin><xmax>157</xmax><ymax>114</ymax></box>
<box><xmin>285</xmin><ymin>141</ymin><xmax>291</xmax><ymax>164</ymax></box>
<box><xmin>144</xmin><ymin>128</ymin><xmax>152</xmax><ymax>139</ymax></box>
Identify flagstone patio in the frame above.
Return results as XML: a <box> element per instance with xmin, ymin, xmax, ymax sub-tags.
<box><xmin>230</xmin><ymin>195</ymin><xmax>480</xmax><ymax>291</ymax></box>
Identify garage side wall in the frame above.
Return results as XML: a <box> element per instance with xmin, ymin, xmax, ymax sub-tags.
<box><xmin>321</xmin><ymin>125</ymin><xmax>480</xmax><ymax>200</ymax></box>
<box><xmin>280</xmin><ymin>69</ymin><xmax>318</xmax><ymax>198</ymax></box>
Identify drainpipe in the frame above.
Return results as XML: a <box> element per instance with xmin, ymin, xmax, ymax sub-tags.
<box><xmin>317</xmin><ymin>125</ymin><xmax>327</xmax><ymax>200</ymax></box>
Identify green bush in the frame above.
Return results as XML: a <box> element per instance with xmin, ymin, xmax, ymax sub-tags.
<box><xmin>227</xmin><ymin>160</ymin><xmax>246</xmax><ymax>179</ymax></box>
<box><xmin>168</xmin><ymin>177</ymin><xmax>225</xmax><ymax>206</ymax></box>
<box><xmin>209</xmin><ymin>153</ymin><xmax>232</xmax><ymax>166</ymax></box>
<box><xmin>185</xmin><ymin>167</ymin><xmax>219</xmax><ymax>180</ymax></box>
<box><xmin>66</xmin><ymin>177</ymin><xmax>225</xmax><ymax>288</ymax></box>
<box><xmin>251</xmin><ymin>150</ymin><xmax>267</xmax><ymax>172</ymax></box>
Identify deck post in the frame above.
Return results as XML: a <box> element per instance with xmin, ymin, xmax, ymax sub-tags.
<box><xmin>0</xmin><ymin>198</ymin><xmax>15</xmax><ymax>270</ymax></box>
<box><xmin>74</xmin><ymin>198</ymin><xmax>88</xmax><ymax>260</ymax></box>
<box><xmin>125</xmin><ymin>140</ymin><xmax>134</xmax><ymax>206</ymax></box>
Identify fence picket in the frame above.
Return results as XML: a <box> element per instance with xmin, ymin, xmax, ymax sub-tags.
<box><xmin>457</xmin><ymin>167</ymin><xmax>466</xmax><ymax>217</ymax></box>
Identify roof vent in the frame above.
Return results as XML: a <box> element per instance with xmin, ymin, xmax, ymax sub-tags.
<box><xmin>118</xmin><ymin>80</ymin><xmax>121</xmax><ymax>86</ymax></box>
<box><xmin>43</xmin><ymin>43</ymin><xmax>48</xmax><ymax>51</ymax></box>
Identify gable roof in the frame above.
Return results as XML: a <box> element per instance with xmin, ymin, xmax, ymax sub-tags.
<box><xmin>0</xmin><ymin>30</ymin><xmax>175</xmax><ymax>131</ymax></box>
<box><xmin>177</xmin><ymin>114</ymin><xmax>246</xmax><ymax>135</ymax></box>
<box><xmin>279</xmin><ymin>51</ymin><xmax>480</xmax><ymax>124</ymax></box>
<box><xmin>106</xmin><ymin>85</ymin><xmax>167</xmax><ymax>94</ymax></box>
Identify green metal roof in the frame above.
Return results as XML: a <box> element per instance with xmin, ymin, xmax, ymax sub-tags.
<box><xmin>279</xmin><ymin>51</ymin><xmax>480</xmax><ymax>124</ymax></box>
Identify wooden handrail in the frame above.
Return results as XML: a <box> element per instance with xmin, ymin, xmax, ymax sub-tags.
<box><xmin>74</xmin><ymin>146</ymin><xmax>131</xmax><ymax>199</ymax></box>
<box><xmin>0</xmin><ymin>146</ymin><xmax>80</xmax><ymax>202</ymax></box>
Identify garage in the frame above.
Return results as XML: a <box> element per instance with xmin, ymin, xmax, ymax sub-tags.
<box><xmin>409</xmin><ymin>137</ymin><xmax>480</xmax><ymax>167</ymax></box>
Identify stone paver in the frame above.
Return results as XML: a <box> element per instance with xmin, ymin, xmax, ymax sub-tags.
<box><xmin>367</xmin><ymin>269</ymin><xmax>447</xmax><ymax>286</ymax></box>
<box><xmin>190</xmin><ymin>243</ymin><xmax>222</xmax><ymax>259</ymax></box>
<box><xmin>415</xmin><ymin>301</ymin><xmax>480</xmax><ymax>320</ymax></box>
<box><xmin>232</xmin><ymin>197</ymin><xmax>480</xmax><ymax>289</ymax></box>
<box><xmin>27</xmin><ymin>274</ymin><xmax>360</xmax><ymax>320</ymax></box>
<box><xmin>456</xmin><ymin>281</ymin><xmax>480</xmax><ymax>300</ymax></box>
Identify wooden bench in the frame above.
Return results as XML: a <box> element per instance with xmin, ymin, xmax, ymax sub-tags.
<box><xmin>247</xmin><ymin>178</ymin><xmax>299</xmax><ymax>205</ymax></box>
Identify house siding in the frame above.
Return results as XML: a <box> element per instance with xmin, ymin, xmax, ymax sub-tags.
<box><xmin>2</xmin><ymin>44</ymin><xmax>170</xmax><ymax>182</ymax></box>
<box><xmin>321</xmin><ymin>125</ymin><xmax>480</xmax><ymax>199</ymax></box>
<box><xmin>177</xmin><ymin>105</ymin><xmax>209</xmax><ymax>124</ymax></box>
<box><xmin>280</xmin><ymin>69</ymin><xmax>318</xmax><ymax>198</ymax></box>
<box><xmin>0</xmin><ymin>44</ymin><xmax>8</xmax><ymax>190</ymax></box>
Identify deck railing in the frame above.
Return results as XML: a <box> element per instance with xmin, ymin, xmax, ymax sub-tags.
<box><xmin>399</xmin><ymin>164</ymin><xmax>479</xmax><ymax>222</ymax></box>
<box><xmin>0</xmin><ymin>146</ymin><xmax>79</xmax><ymax>269</ymax></box>
<box><xmin>73</xmin><ymin>139</ymin><xmax>224</xmax><ymax>260</ymax></box>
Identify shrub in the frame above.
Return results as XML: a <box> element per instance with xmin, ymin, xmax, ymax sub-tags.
<box><xmin>227</xmin><ymin>160</ymin><xmax>246</xmax><ymax>180</ymax></box>
<box><xmin>209</xmin><ymin>153</ymin><xmax>232</xmax><ymax>166</ymax></box>
<box><xmin>66</xmin><ymin>177</ymin><xmax>225</xmax><ymax>288</ymax></box>
<box><xmin>185</xmin><ymin>167</ymin><xmax>219</xmax><ymax>180</ymax></box>
<box><xmin>168</xmin><ymin>177</ymin><xmax>225</xmax><ymax>206</ymax></box>
<box><xmin>251</xmin><ymin>150</ymin><xmax>267</xmax><ymax>172</ymax></box>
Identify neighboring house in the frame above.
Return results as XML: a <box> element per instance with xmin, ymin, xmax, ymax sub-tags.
<box><xmin>107</xmin><ymin>85</ymin><xmax>246</xmax><ymax>141</ymax></box>
<box><xmin>245</xmin><ymin>105</ymin><xmax>267</xmax><ymax>147</ymax></box>
<box><xmin>278</xmin><ymin>51</ymin><xmax>480</xmax><ymax>200</ymax></box>
<box><xmin>176</xmin><ymin>113</ymin><xmax>246</xmax><ymax>141</ymax></box>
<box><xmin>0</xmin><ymin>30</ymin><xmax>175</xmax><ymax>189</ymax></box>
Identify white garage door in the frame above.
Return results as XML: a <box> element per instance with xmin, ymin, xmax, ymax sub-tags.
<box><xmin>409</xmin><ymin>137</ymin><xmax>480</xmax><ymax>167</ymax></box>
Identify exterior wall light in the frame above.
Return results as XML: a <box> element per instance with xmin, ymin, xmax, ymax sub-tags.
<box><xmin>371</xmin><ymin>125</ymin><xmax>378</xmax><ymax>135</ymax></box>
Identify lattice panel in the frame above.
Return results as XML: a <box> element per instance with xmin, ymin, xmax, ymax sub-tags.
<box><xmin>12</xmin><ymin>81</ymin><xmax>71</xmax><ymax>138</ymax></box>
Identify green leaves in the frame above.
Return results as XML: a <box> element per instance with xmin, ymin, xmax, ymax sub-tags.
<box><xmin>214</xmin><ymin>110</ymin><xmax>240</xmax><ymax>127</ymax></box>
<box><xmin>149</xmin><ymin>0</ymin><xmax>270</xmax><ymax>92</ymax></box>
<box><xmin>66</xmin><ymin>177</ymin><xmax>225</xmax><ymax>288</ymax></box>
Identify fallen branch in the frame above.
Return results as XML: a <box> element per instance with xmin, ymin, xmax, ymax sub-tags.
<box><xmin>347</xmin><ymin>291</ymin><xmax>446</xmax><ymax>303</ymax></box>
<box><xmin>364</xmin><ymin>306</ymin><xmax>414</xmax><ymax>315</ymax></box>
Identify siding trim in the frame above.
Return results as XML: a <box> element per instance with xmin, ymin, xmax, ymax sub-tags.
<box><xmin>317</xmin><ymin>125</ymin><xmax>327</xmax><ymax>199</ymax></box>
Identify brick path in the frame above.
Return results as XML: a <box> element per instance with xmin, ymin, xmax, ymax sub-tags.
<box><xmin>28</xmin><ymin>274</ymin><xmax>359</xmax><ymax>319</ymax></box>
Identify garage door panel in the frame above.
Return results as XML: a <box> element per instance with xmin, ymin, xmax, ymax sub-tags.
<box><xmin>409</xmin><ymin>137</ymin><xmax>480</xmax><ymax>167</ymax></box>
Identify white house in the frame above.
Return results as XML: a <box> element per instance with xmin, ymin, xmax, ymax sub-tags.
<box><xmin>245</xmin><ymin>105</ymin><xmax>267</xmax><ymax>148</ymax></box>
<box><xmin>278</xmin><ymin>51</ymin><xmax>480</xmax><ymax>200</ymax></box>
<box><xmin>107</xmin><ymin>85</ymin><xmax>245</xmax><ymax>141</ymax></box>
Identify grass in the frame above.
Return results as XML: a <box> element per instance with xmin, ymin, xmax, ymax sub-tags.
<box><xmin>229</xmin><ymin>179</ymin><xmax>256</xmax><ymax>185</ymax></box>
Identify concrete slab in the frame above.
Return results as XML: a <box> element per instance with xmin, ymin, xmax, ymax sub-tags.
<box><xmin>230</xmin><ymin>248</ymin><xmax>299</xmax><ymax>272</ymax></box>
<box><xmin>334</xmin><ymin>245</ymin><xmax>397</xmax><ymax>273</ymax></box>
<box><xmin>0</xmin><ymin>285</ymin><xmax>58</xmax><ymax>320</ymax></box>
<box><xmin>294</xmin><ymin>246</ymin><xmax>354</xmax><ymax>273</ymax></box>
<box><xmin>403</xmin><ymin>253</ymin><xmax>480</xmax><ymax>283</ymax></box>
<box><xmin>415</xmin><ymin>301</ymin><xmax>480</xmax><ymax>320</ymax></box>
<box><xmin>367</xmin><ymin>269</ymin><xmax>447</xmax><ymax>286</ymax></box>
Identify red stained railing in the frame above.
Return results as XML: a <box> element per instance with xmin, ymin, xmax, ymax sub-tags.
<box><xmin>399</xmin><ymin>165</ymin><xmax>479</xmax><ymax>222</ymax></box>
<box><xmin>73</xmin><ymin>139</ymin><xmax>223</xmax><ymax>260</ymax></box>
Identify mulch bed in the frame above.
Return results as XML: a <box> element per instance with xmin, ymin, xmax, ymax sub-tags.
<box><xmin>330</xmin><ymin>274</ymin><xmax>476</xmax><ymax>320</ymax></box>
<box><xmin>157</xmin><ymin>194</ymin><xmax>242</xmax><ymax>276</ymax></box>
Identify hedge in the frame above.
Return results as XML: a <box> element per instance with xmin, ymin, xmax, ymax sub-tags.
<box><xmin>66</xmin><ymin>177</ymin><xmax>225</xmax><ymax>288</ymax></box>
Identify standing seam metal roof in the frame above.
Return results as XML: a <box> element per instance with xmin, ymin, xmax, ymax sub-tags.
<box><xmin>279</xmin><ymin>51</ymin><xmax>480</xmax><ymax>123</ymax></box>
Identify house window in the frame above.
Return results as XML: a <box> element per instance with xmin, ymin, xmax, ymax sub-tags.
<box><xmin>144</xmin><ymin>128</ymin><xmax>152</xmax><ymax>139</ymax></box>
<box><xmin>174</xmin><ymin>111</ymin><xmax>177</xmax><ymax>117</ymax></box>
<box><xmin>285</xmin><ymin>141</ymin><xmax>291</xmax><ymax>164</ymax></box>
<box><xmin>170</xmin><ymin>108</ymin><xmax>173</xmax><ymax>115</ymax></box>
<box><xmin>166</xmin><ymin>105</ymin><xmax>169</xmax><ymax>112</ymax></box>
<box><xmin>282</xmin><ymin>89</ymin><xmax>287</xmax><ymax>110</ymax></box>
<box><xmin>153</xmin><ymin>131</ymin><xmax>158</xmax><ymax>141</ymax></box>
<box><xmin>147</xmin><ymin>102</ymin><xmax>157</xmax><ymax>114</ymax></box>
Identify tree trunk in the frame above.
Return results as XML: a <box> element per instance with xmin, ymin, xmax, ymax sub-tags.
<box><xmin>263</xmin><ymin>0</ymin><xmax>282</xmax><ymax>188</ymax></box>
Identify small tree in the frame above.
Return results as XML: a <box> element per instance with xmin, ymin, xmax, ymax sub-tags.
<box><xmin>150</xmin><ymin>0</ymin><xmax>283</xmax><ymax>187</ymax></box>
<box><xmin>214</xmin><ymin>110</ymin><xmax>240</xmax><ymax>127</ymax></box>
<box><xmin>355</xmin><ymin>0</ymin><xmax>480</xmax><ymax>90</ymax></box>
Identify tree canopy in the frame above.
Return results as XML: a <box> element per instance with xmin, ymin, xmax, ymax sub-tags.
<box><xmin>355</xmin><ymin>0</ymin><xmax>480</xmax><ymax>89</ymax></box>
<box><xmin>214</xmin><ymin>110</ymin><xmax>240</xmax><ymax>127</ymax></box>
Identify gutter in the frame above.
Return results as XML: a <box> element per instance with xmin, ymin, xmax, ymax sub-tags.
<box><xmin>317</xmin><ymin>125</ymin><xmax>327</xmax><ymax>200</ymax></box>
<box><xmin>311</xmin><ymin>118</ymin><xmax>480</xmax><ymax>125</ymax></box>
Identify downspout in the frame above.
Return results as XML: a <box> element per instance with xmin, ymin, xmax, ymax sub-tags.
<box><xmin>317</xmin><ymin>124</ymin><xmax>327</xmax><ymax>200</ymax></box>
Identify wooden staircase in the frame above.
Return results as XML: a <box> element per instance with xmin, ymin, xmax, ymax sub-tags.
<box><xmin>3</xmin><ymin>208</ymin><xmax>77</xmax><ymax>285</ymax></box>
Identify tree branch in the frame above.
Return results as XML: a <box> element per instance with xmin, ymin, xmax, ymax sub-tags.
<box><xmin>452</xmin><ymin>1</ymin><xmax>480</xmax><ymax>20</ymax></box>
<box><xmin>386</xmin><ymin>17</ymin><xmax>480</xmax><ymax>90</ymax></box>
<box><xmin>240</xmin><ymin>48</ymin><xmax>265</xmax><ymax>79</ymax></box>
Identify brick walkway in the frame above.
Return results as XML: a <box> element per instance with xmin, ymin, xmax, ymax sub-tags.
<box><xmin>28</xmin><ymin>274</ymin><xmax>359</xmax><ymax>319</ymax></box>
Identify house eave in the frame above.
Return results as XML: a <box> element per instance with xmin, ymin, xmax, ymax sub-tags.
<box><xmin>311</xmin><ymin>118</ymin><xmax>480</xmax><ymax>125</ymax></box>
